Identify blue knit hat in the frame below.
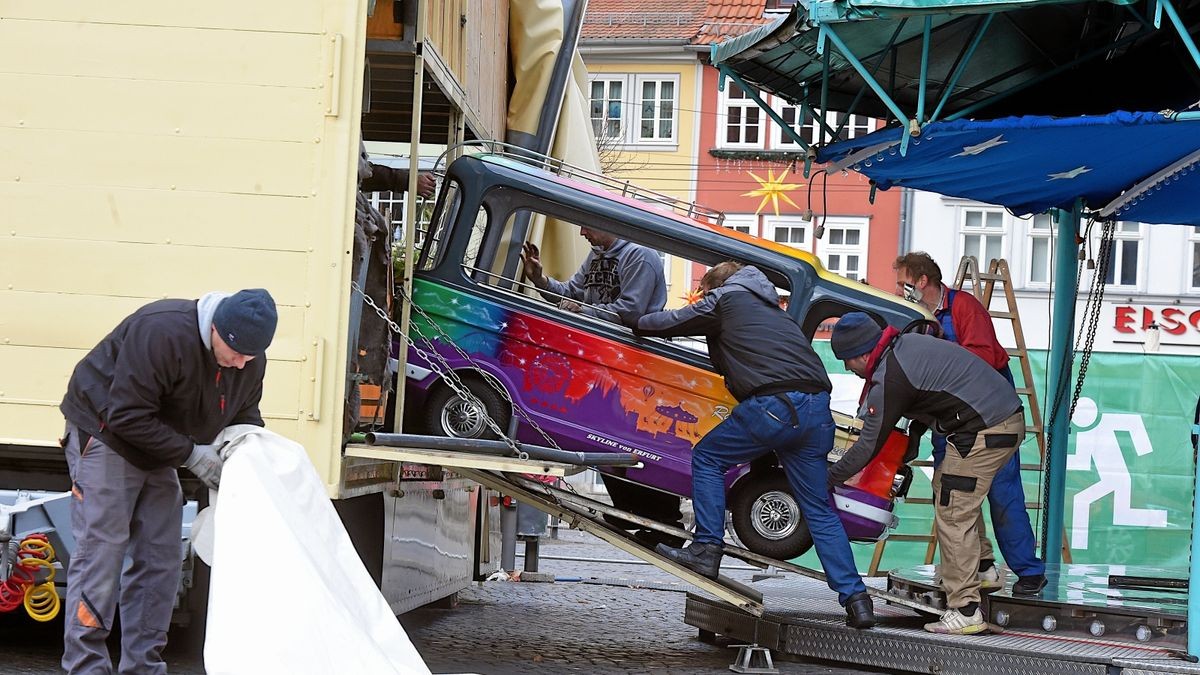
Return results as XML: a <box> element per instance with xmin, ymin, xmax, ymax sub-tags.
<box><xmin>831</xmin><ymin>312</ymin><xmax>883</xmax><ymax>360</ymax></box>
<box><xmin>213</xmin><ymin>289</ymin><xmax>278</xmax><ymax>356</ymax></box>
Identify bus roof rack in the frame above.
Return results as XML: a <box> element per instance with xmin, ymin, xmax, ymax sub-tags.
<box><xmin>439</xmin><ymin>140</ymin><xmax>727</xmax><ymax>228</ymax></box>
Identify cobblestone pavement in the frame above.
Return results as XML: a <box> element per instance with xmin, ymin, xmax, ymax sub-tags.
<box><xmin>2</xmin><ymin>528</ymin><xmax>886</xmax><ymax>674</ymax></box>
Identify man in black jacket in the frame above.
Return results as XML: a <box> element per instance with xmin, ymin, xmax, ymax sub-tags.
<box><xmin>628</xmin><ymin>262</ymin><xmax>875</xmax><ymax>629</ymax></box>
<box><xmin>828</xmin><ymin>312</ymin><xmax>1029</xmax><ymax>636</ymax></box>
<box><xmin>59</xmin><ymin>289</ymin><xmax>277</xmax><ymax>674</ymax></box>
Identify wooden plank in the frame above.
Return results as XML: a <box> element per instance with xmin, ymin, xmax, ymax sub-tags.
<box><xmin>344</xmin><ymin>444</ymin><xmax>570</xmax><ymax>477</ymax></box>
<box><xmin>0</xmin><ymin>128</ymin><xmax>315</xmax><ymax>197</ymax></box>
<box><xmin>0</xmin><ymin>1</ymin><xmax>324</xmax><ymax>34</ymax></box>
<box><xmin>0</xmin><ymin>357</ymin><xmax>303</xmax><ymax>445</ymax></box>
<box><xmin>5</xmin><ymin>238</ymin><xmax>311</xmax><ymax>306</ymax></box>
<box><xmin>3</xmin><ymin>73</ymin><xmax>321</xmax><ymax>143</ymax></box>
<box><xmin>0</xmin><ymin>183</ymin><xmax>314</xmax><ymax>252</ymax></box>
<box><xmin>0</xmin><ymin>291</ymin><xmax>306</xmax><ymax>358</ymax></box>
<box><xmin>0</xmin><ymin>19</ymin><xmax>322</xmax><ymax>87</ymax></box>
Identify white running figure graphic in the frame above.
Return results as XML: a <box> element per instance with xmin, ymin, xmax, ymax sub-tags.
<box><xmin>1067</xmin><ymin>397</ymin><xmax>1168</xmax><ymax>549</ymax></box>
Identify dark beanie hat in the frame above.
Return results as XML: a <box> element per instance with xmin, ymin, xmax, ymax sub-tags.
<box><xmin>831</xmin><ymin>312</ymin><xmax>883</xmax><ymax>360</ymax></box>
<box><xmin>213</xmin><ymin>289</ymin><xmax>278</xmax><ymax>356</ymax></box>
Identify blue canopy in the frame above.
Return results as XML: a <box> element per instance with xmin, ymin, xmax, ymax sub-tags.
<box><xmin>815</xmin><ymin>111</ymin><xmax>1200</xmax><ymax>225</ymax></box>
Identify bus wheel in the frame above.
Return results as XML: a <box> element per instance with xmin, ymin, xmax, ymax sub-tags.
<box><xmin>424</xmin><ymin>380</ymin><xmax>511</xmax><ymax>440</ymax></box>
<box><xmin>728</xmin><ymin>470</ymin><xmax>813</xmax><ymax>560</ymax></box>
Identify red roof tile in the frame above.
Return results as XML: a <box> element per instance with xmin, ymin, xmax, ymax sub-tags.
<box><xmin>693</xmin><ymin>0</ymin><xmax>772</xmax><ymax>45</ymax></box>
<box><xmin>579</xmin><ymin>0</ymin><xmax>772</xmax><ymax>46</ymax></box>
<box><xmin>582</xmin><ymin>0</ymin><xmax>708</xmax><ymax>41</ymax></box>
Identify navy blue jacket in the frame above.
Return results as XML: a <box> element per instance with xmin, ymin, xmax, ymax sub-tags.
<box><xmin>60</xmin><ymin>299</ymin><xmax>266</xmax><ymax>470</ymax></box>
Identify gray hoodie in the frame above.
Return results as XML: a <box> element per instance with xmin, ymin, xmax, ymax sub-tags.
<box><xmin>541</xmin><ymin>239</ymin><xmax>667</xmax><ymax>322</ymax></box>
<box><xmin>634</xmin><ymin>266</ymin><xmax>830</xmax><ymax>401</ymax></box>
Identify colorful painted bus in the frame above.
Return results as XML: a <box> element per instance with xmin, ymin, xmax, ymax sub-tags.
<box><xmin>404</xmin><ymin>148</ymin><xmax>930</xmax><ymax>558</ymax></box>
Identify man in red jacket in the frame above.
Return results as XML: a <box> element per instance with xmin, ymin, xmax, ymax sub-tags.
<box><xmin>894</xmin><ymin>252</ymin><xmax>1045</xmax><ymax>596</ymax></box>
<box><xmin>59</xmin><ymin>289</ymin><xmax>277</xmax><ymax>674</ymax></box>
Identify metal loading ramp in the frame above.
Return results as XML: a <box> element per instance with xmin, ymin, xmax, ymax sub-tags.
<box><xmin>685</xmin><ymin>567</ymin><xmax>1199</xmax><ymax>675</ymax></box>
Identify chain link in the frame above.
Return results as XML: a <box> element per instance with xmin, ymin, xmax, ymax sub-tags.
<box><xmin>352</xmin><ymin>281</ymin><xmax>522</xmax><ymax>457</ymax></box>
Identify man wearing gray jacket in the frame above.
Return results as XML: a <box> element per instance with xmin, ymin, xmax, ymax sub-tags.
<box><xmin>59</xmin><ymin>289</ymin><xmax>277</xmax><ymax>674</ymax></box>
<box><xmin>520</xmin><ymin>227</ymin><xmax>666</xmax><ymax>323</ymax></box>
<box><xmin>829</xmin><ymin>312</ymin><xmax>1031</xmax><ymax>636</ymax></box>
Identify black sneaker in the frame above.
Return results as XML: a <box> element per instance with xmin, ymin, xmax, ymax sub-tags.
<box><xmin>655</xmin><ymin>542</ymin><xmax>722</xmax><ymax>579</ymax></box>
<box><xmin>844</xmin><ymin>591</ymin><xmax>876</xmax><ymax>629</ymax></box>
<box><xmin>1013</xmin><ymin>574</ymin><xmax>1047</xmax><ymax>596</ymax></box>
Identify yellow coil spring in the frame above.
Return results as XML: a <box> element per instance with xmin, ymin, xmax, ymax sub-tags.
<box><xmin>16</xmin><ymin>535</ymin><xmax>60</xmax><ymax>622</ymax></box>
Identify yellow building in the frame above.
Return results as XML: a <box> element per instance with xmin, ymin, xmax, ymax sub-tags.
<box><xmin>580</xmin><ymin>3</ymin><xmax>708</xmax><ymax>304</ymax></box>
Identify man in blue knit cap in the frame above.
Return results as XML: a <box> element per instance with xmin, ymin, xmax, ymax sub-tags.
<box><xmin>59</xmin><ymin>289</ymin><xmax>278</xmax><ymax>674</ymax></box>
<box><xmin>829</xmin><ymin>312</ymin><xmax>1032</xmax><ymax>635</ymax></box>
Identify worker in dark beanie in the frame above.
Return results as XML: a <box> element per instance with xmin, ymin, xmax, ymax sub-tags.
<box><xmin>829</xmin><ymin>312</ymin><xmax>1033</xmax><ymax>636</ymax></box>
<box><xmin>58</xmin><ymin>289</ymin><xmax>277</xmax><ymax>673</ymax></box>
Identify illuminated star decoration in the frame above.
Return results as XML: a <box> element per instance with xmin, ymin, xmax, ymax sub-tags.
<box><xmin>681</xmin><ymin>287</ymin><xmax>705</xmax><ymax>305</ymax></box>
<box><xmin>742</xmin><ymin>168</ymin><xmax>803</xmax><ymax>216</ymax></box>
<box><xmin>953</xmin><ymin>135</ymin><xmax>1007</xmax><ymax>157</ymax></box>
<box><xmin>1048</xmin><ymin>166</ymin><xmax>1092</xmax><ymax>180</ymax></box>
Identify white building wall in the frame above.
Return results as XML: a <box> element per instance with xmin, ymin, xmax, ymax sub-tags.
<box><xmin>906</xmin><ymin>190</ymin><xmax>1200</xmax><ymax>356</ymax></box>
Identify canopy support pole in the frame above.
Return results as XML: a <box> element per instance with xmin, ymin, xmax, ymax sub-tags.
<box><xmin>916</xmin><ymin>17</ymin><xmax>931</xmax><ymax>124</ymax></box>
<box><xmin>1158</xmin><ymin>0</ymin><xmax>1200</xmax><ymax>72</ymax></box>
<box><xmin>1043</xmin><ymin>200</ymin><xmax>1082</xmax><ymax>566</ymax></box>
<box><xmin>817</xmin><ymin>24</ymin><xmax>913</xmax><ymax>143</ymax></box>
<box><xmin>1190</xmin><ymin>436</ymin><xmax>1200</xmax><ymax>659</ymax></box>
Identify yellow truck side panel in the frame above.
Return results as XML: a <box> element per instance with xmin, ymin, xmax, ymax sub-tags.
<box><xmin>0</xmin><ymin>0</ymin><xmax>370</xmax><ymax>495</ymax></box>
<box><xmin>1</xmin><ymin>183</ymin><xmax>313</xmax><ymax>252</ymax></box>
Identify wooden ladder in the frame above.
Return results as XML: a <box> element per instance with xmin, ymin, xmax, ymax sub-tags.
<box><xmin>867</xmin><ymin>256</ymin><xmax>1069</xmax><ymax>576</ymax></box>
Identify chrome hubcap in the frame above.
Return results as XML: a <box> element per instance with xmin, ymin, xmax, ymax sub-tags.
<box><xmin>441</xmin><ymin>396</ymin><xmax>486</xmax><ymax>437</ymax></box>
<box><xmin>750</xmin><ymin>490</ymin><xmax>799</xmax><ymax>540</ymax></box>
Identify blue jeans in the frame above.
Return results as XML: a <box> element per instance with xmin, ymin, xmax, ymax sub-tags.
<box><xmin>931</xmin><ymin>434</ymin><xmax>1045</xmax><ymax>577</ymax></box>
<box><xmin>691</xmin><ymin>390</ymin><xmax>866</xmax><ymax>604</ymax></box>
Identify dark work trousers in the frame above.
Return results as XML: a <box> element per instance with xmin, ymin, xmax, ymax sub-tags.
<box><xmin>62</xmin><ymin>422</ymin><xmax>184</xmax><ymax>675</ymax></box>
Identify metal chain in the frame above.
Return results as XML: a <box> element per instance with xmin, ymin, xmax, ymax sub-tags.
<box><xmin>395</xmin><ymin>285</ymin><xmax>570</xmax><ymax>454</ymax></box>
<box><xmin>391</xmin><ymin>284</ymin><xmax>594</xmax><ymax>502</ymax></box>
<box><xmin>352</xmin><ymin>282</ymin><xmax>522</xmax><ymax>457</ymax></box>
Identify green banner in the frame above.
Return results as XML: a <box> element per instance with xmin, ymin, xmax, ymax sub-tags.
<box><xmin>800</xmin><ymin>343</ymin><xmax>1200</xmax><ymax>574</ymax></box>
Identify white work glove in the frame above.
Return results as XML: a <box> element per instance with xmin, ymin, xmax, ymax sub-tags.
<box><xmin>184</xmin><ymin>443</ymin><xmax>225</xmax><ymax>490</ymax></box>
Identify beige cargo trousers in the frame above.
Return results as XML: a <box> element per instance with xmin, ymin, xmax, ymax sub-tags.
<box><xmin>931</xmin><ymin>410</ymin><xmax>1026</xmax><ymax>609</ymax></box>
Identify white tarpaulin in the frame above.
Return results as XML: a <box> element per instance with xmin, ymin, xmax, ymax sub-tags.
<box><xmin>201</xmin><ymin>425</ymin><xmax>432</xmax><ymax>675</ymax></box>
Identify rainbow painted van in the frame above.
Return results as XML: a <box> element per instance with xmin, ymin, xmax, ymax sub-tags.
<box><xmin>404</xmin><ymin>146</ymin><xmax>927</xmax><ymax>558</ymax></box>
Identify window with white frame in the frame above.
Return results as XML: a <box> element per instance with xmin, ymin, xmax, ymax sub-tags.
<box><xmin>1026</xmin><ymin>213</ymin><xmax>1054</xmax><ymax>286</ymax></box>
<box><xmin>961</xmin><ymin>207</ymin><xmax>1005</xmax><ymax>266</ymax></box>
<box><xmin>589</xmin><ymin>78</ymin><xmax>624</xmax><ymax>141</ymax></box>
<box><xmin>721</xmin><ymin>83</ymin><xmax>764</xmax><ymax>148</ymax></box>
<box><xmin>587</xmin><ymin>74</ymin><xmax>678</xmax><ymax>146</ymax></box>
<box><xmin>817</xmin><ymin>218</ymin><xmax>869</xmax><ymax>281</ymax></box>
<box><xmin>637</xmin><ymin>76</ymin><xmax>676</xmax><ymax>143</ymax></box>
<box><xmin>371</xmin><ymin>190</ymin><xmax>433</xmax><ymax>248</ymax></box>
<box><xmin>772</xmin><ymin>100</ymin><xmax>806</xmax><ymax>148</ymax></box>
<box><xmin>831</xmin><ymin>113</ymin><xmax>874</xmax><ymax>141</ymax></box>
<box><xmin>764</xmin><ymin>215</ymin><xmax>812</xmax><ymax>251</ymax></box>
<box><xmin>1102</xmin><ymin>221</ymin><xmax>1143</xmax><ymax>288</ymax></box>
<box><xmin>1190</xmin><ymin>227</ymin><xmax>1200</xmax><ymax>292</ymax></box>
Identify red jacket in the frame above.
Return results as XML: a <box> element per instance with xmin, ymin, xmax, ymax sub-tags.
<box><xmin>936</xmin><ymin>284</ymin><xmax>1010</xmax><ymax>371</ymax></box>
